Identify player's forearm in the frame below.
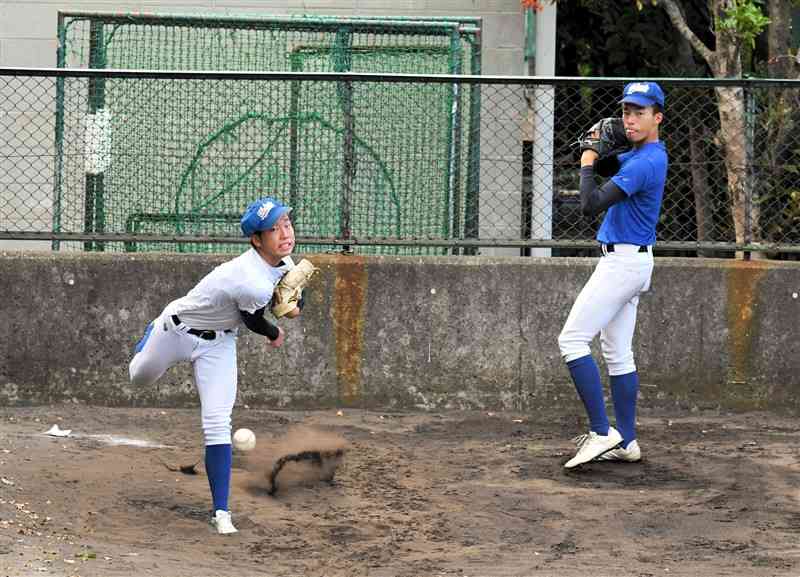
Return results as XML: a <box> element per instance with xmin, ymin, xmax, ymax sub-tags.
<box><xmin>240</xmin><ymin>307</ymin><xmax>280</xmax><ymax>340</ymax></box>
<box><xmin>579</xmin><ymin>166</ymin><xmax>626</xmax><ymax>218</ymax></box>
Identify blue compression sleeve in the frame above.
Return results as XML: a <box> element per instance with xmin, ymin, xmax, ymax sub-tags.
<box><xmin>240</xmin><ymin>307</ymin><xmax>280</xmax><ymax>340</ymax></box>
<box><xmin>580</xmin><ymin>166</ymin><xmax>627</xmax><ymax>217</ymax></box>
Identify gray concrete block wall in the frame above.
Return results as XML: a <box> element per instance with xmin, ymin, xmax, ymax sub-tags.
<box><xmin>2</xmin><ymin>252</ymin><xmax>800</xmax><ymax>413</ymax></box>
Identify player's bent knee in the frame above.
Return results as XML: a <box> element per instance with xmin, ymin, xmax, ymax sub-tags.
<box><xmin>557</xmin><ymin>330</ymin><xmax>570</xmax><ymax>355</ymax></box>
<box><xmin>129</xmin><ymin>361</ymin><xmax>159</xmax><ymax>388</ymax></box>
<box><xmin>558</xmin><ymin>330</ymin><xmax>590</xmax><ymax>362</ymax></box>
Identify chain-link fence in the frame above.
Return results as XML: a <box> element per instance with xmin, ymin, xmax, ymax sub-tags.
<box><xmin>1</xmin><ymin>67</ymin><xmax>799</xmax><ymax>255</ymax></box>
<box><xmin>52</xmin><ymin>11</ymin><xmax>481</xmax><ymax>255</ymax></box>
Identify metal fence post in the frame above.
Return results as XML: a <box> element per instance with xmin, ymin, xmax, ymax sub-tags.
<box><xmin>463</xmin><ymin>28</ymin><xmax>482</xmax><ymax>255</ymax></box>
<box><xmin>51</xmin><ymin>12</ymin><xmax>67</xmax><ymax>252</ymax></box>
<box><xmin>85</xmin><ymin>20</ymin><xmax>107</xmax><ymax>252</ymax></box>
<box><xmin>334</xmin><ymin>28</ymin><xmax>354</xmax><ymax>251</ymax></box>
<box><xmin>447</xmin><ymin>28</ymin><xmax>464</xmax><ymax>255</ymax></box>
<box><xmin>743</xmin><ymin>82</ymin><xmax>756</xmax><ymax>254</ymax></box>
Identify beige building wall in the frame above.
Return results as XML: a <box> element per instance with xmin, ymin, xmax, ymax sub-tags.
<box><xmin>0</xmin><ymin>1</ymin><xmax>525</xmax><ymax>71</ymax></box>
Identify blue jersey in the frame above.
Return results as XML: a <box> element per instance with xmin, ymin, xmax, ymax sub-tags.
<box><xmin>598</xmin><ymin>141</ymin><xmax>668</xmax><ymax>246</ymax></box>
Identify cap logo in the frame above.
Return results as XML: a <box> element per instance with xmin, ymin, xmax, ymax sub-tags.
<box><xmin>627</xmin><ymin>82</ymin><xmax>651</xmax><ymax>95</ymax></box>
<box><xmin>257</xmin><ymin>201</ymin><xmax>275</xmax><ymax>220</ymax></box>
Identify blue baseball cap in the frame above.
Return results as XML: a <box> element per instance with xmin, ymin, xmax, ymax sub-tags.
<box><xmin>240</xmin><ymin>197</ymin><xmax>291</xmax><ymax>237</ymax></box>
<box><xmin>619</xmin><ymin>81</ymin><xmax>665</xmax><ymax>108</ymax></box>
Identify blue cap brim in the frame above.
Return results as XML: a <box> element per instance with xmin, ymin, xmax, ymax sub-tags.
<box><xmin>620</xmin><ymin>95</ymin><xmax>658</xmax><ymax>107</ymax></box>
<box><xmin>241</xmin><ymin>204</ymin><xmax>292</xmax><ymax>236</ymax></box>
<box><xmin>261</xmin><ymin>205</ymin><xmax>291</xmax><ymax>230</ymax></box>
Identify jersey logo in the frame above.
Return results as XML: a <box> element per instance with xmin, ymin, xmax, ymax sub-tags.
<box><xmin>257</xmin><ymin>201</ymin><xmax>275</xmax><ymax>220</ymax></box>
<box><xmin>626</xmin><ymin>82</ymin><xmax>651</xmax><ymax>95</ymax></box>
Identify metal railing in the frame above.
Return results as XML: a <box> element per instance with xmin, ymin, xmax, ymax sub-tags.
<box><xmin>1</xmin><ymin>67</ymin><xmax>799</xmax><ymax>255</ymax></box>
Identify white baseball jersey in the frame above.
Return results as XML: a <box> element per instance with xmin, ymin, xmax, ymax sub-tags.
<box><xmin>169</xmin><ymin>249</ymin><xmax>294</xmax><ymax>330</ymax></box>
<box><xmin>129</xmin><ymin>248</ymin><xmax>293</xmax><ymax>445</ymax></box>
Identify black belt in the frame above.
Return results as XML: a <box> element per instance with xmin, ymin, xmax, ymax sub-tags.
<box><xmin>171</xmin><ymin>315</ymin><xmax>232</xmax><ymax>340</ymax></box>
<box><xmin>604</xmin><ymin>244</ymin><xmax>649</xmax><ymax>253</ymax></box>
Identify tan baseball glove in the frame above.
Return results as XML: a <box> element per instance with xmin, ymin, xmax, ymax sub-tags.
<box><xmin>271</xmin><ymin>258</ymin><xmax>319</xmax><ymax>318</ymax></box>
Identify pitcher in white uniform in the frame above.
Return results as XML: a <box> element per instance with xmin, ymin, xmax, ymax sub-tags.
<box><xmin>129</xmin><ymin>196</ymin><xmax>301</xmax><ymax>534</ymax></box>
<box><xmin>558</xmin><ymin>82</ymin><xmax>668</xmax><ymax>469</ymax></box>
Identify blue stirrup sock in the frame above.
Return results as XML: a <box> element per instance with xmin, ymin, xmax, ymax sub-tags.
<box><xmin>205</xmin><ymin>443</ymin><xmax>232</xmax><ymax>512</ymax></box>
<box><xmin>610</xmin><ymin>371</ymin><xmax>639</xmax><ymax>447</ymax></box>
<box><xmin>567</xmin><ymin>354</ymin><xmax>609</xmax><ymax>435</ymax></box>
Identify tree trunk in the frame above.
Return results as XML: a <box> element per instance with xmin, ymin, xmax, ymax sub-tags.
<box><xmin>710</xmin><ymin>6</ymin><xmax>760</xmax><ymax>255</ymax></box>
<box><xmin>767</xmin><ymin>0</ymin><xmax>794</xmax><ymax>79</ymax></box>
<box><xmin>673</xmin><ymin>29</ymin><xmax>714</xmax><ymax>254</ymax></box>
<box><xmin>755</xmin><ymin>0</ymin><xmax>800</xmax><ymax>250</ymax></box>
<box><xmin>764</xmin><ymin>0</ymin><xmax>797</xmax><ymax>162</ymax></box>
<box><xmin>657</xmin><ymin>0</ymin><xmax>760</xmax><ymax>257</ymax></box>
<box><xmin>715</xmin><ymin>85</ymin><xmax>750</xmax><ymax>249</ymax></box>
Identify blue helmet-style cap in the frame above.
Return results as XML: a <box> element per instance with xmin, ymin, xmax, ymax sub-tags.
<box><xmin>619</xmin><ymin>81</ymin><xmax>665</xmax><ymax>108</ymax></box>
<box><xmin>240</xmin><ymin>197</ymin><xmax>291</xmax><ymax>237</ymax></box>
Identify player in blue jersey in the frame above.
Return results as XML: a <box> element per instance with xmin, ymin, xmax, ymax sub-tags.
<box><xmin>558</xmin><ymin>81</ymin><xmax>668</xmax><ymax>468</ymax></box>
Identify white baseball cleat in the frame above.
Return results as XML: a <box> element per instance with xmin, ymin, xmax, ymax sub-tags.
<box><xmin>594</xmin><ymin>439</ymin><xmax>641</xmax><ymax>462</ymax></box>
<box><xmin>564</xmin><ymin>426</ymin><xmax>623</xmax><ymax>469</ymax></box>
<box><xmin>211</xmin><ymin>509</ymin><xmax>238</xmax><ymax>535</ymax></box>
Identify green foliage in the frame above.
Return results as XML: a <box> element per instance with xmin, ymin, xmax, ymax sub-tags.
<box><xmin>717</xmin><ymin>0</ymin><xmax>770</xmax><ymax>48</ymax></box>
<box><xmin>556</xmin><ymin>0</ymin><xmax>675</xmax><ymax>77</ymax></box>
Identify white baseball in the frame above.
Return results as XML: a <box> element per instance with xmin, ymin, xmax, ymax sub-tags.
<box><xmin>233</xmin><ymin>428</ymin><xmax>256</xmax><ymax>452</ymax></box>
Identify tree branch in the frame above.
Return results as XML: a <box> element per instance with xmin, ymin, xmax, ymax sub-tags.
<box><xmin>653</xmin><ymin>0</ymin><xmax>715</xmax><ymax>65</ymax></box>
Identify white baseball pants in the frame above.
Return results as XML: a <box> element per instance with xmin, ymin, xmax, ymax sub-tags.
<box><xmin>558</xmin><ymin>245</ymin><xmax>654</xmax><ymax>376</ymax></box>
<box><xmin>129</xmin><ymin>310</ymin><xmax>238</xmax><ymax>445</ymax></box>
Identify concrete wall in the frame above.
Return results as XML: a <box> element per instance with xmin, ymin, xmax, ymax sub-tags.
<box><xmin>2</xmin><ymin>252</ymin><xmax>799</xmax><ymax>413</ymax></box>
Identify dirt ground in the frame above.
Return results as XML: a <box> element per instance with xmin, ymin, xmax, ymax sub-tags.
<box><xmin>1</xmin><ymin>404</ymin><xmax>799</xmax><ymax>577</ymax></box>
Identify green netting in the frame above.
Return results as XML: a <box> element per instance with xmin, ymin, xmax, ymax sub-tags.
<box><xmin>54</xmin><ymin>12</ymin><xmax>481</xmax><ymax>255</ymax></box>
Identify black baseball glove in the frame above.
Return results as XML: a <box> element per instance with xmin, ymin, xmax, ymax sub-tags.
<box><xmin>577</xmin><ymin>117</ymin><xmax>630</xmax><ymax>177</ymax></box>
